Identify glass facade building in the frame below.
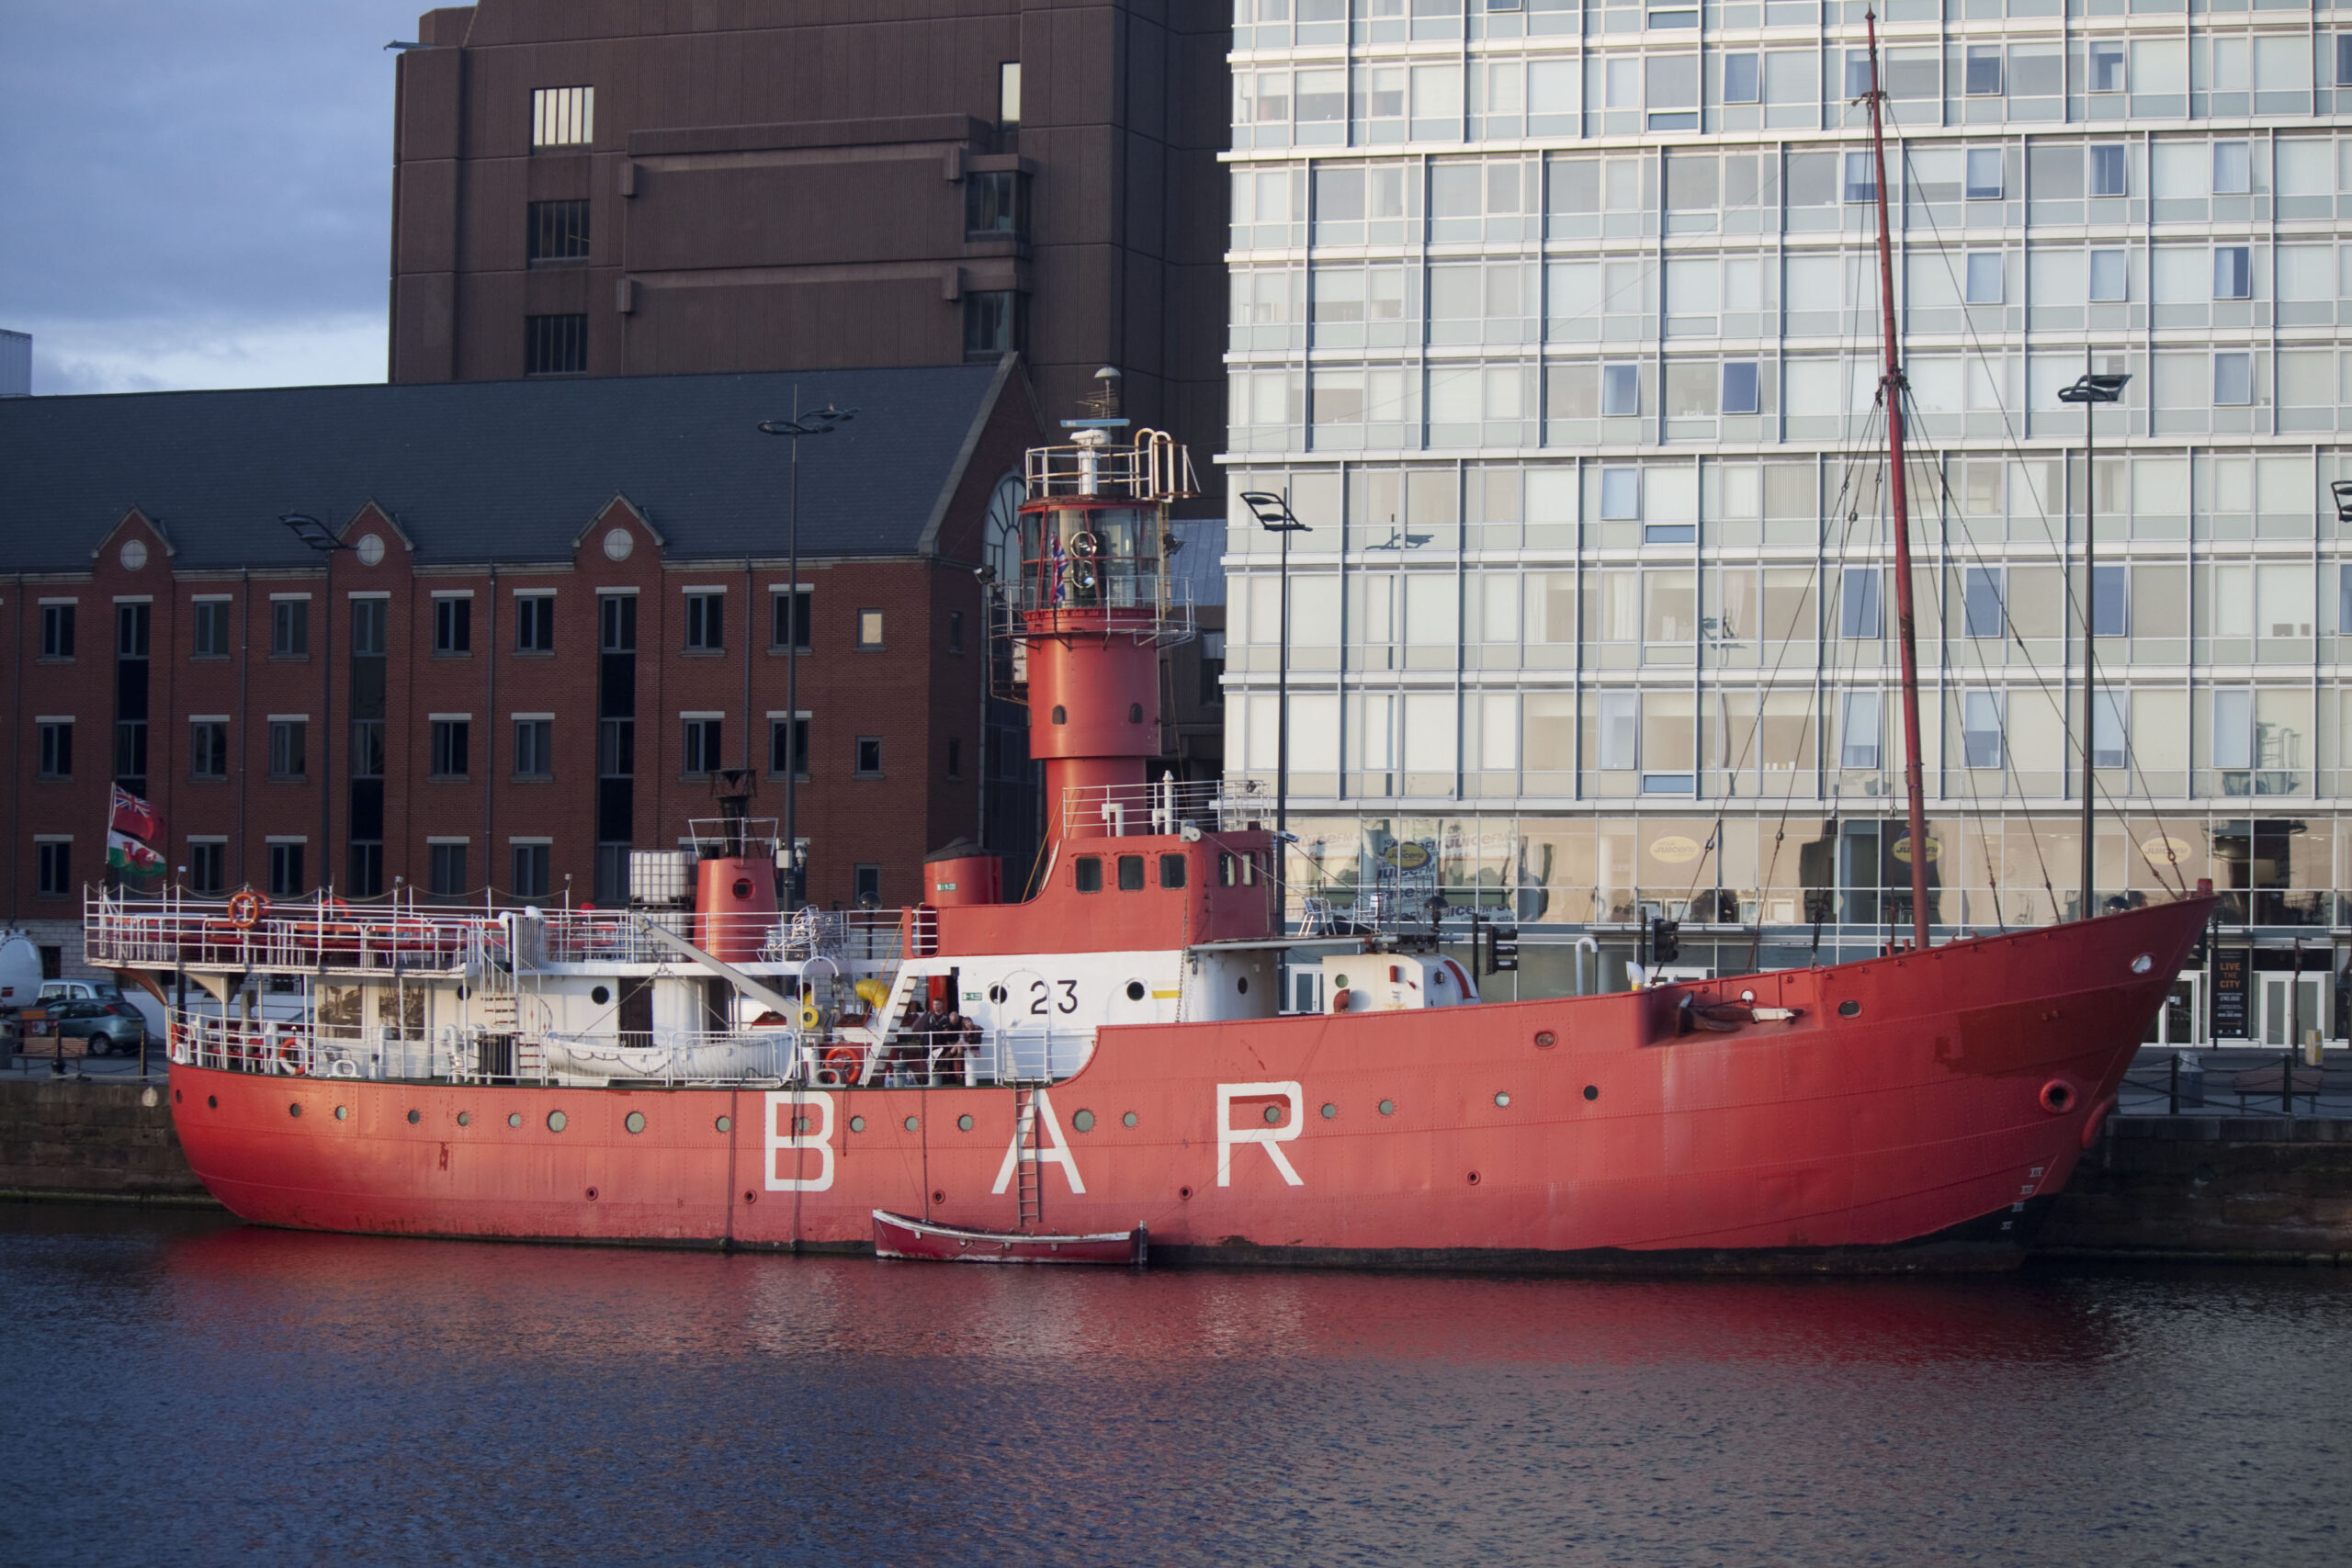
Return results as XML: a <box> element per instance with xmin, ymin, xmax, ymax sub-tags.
<box><xmin>1221</xmin><ymin>0</ymin><xmax>2352</xmax><ymax>1043</ymax></box>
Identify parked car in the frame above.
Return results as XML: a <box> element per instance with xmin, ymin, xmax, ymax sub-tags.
<box><xmin>52</xmin><ymin>998</ymin><xmax>147</xmax><ymax>1057</ymax></box>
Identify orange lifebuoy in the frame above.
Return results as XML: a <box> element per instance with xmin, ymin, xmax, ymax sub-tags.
<box><xmin>820</xmin><ymin>1044</ymin><xmax>865</xmax><ymax>1087</ymax></box>
<box><xmin>278</xmin><ymin>1032</ymin><xmax>308</xmax><ymax>1076</ymax></box>
<box><xmin>227</xmin><ymin>890</ymin><xmax>266</xmax><ymax>930</ymax></box>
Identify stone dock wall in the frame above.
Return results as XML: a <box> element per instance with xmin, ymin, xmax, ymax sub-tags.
<box><xmin>0</xmin><ymin>1078</ymin><xmax>214</xmax><ymax>1204</ymax></box>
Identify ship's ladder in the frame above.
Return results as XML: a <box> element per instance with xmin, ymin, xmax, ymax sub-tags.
<box><xmin>1012</xmin><ymin>1086</ymin><xmax>1045</xmax><ymax>1228</ymax></box>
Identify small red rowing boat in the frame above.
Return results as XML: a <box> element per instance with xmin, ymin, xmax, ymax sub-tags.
<box><xmin>873</xmin><ymin>1210</ymin><xmax>1146</xmax><ymax>1267</ymax></box>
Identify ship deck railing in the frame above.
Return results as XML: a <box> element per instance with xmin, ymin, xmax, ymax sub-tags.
<box><xmin>1057</xmin><ymin>777</ymin><xmax>1272</xmax><ymax>840</ymax></box>
<box><xmin>809</xmin><ymin>1026</ymin><xmax>1088</xmax><ymax>1089</ymax></box>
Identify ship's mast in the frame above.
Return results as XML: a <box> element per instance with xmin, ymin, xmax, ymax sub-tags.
<box><xmin>1864</xmin><ymin>9</ymin><xmax>1931</xmax><ymax>953</ymax></box>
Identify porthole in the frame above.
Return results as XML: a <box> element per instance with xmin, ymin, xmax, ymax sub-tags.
<box><xmin>903</xmin><ymin>1116</ymin><xmax>919</xmax><ymax>1132</ymax></box>
<box><xmin>1493</xmin><ymin>1091</ymin><xmax>1511</xmax><ymax>1109</ymax></box>
<box><xmin>1073</xmin><ymin>1110</ymin><xmax>1096</xmax><ymax>1133</ymax></box>
<box><xmin>849</xmin><ymin>1115</ymin><xmax>866</xmax><ymax>1133</ymax></box>
<box><xmin>288</xmin><ymin>1103</ymin><xmax>302</xmax><ymax>1118</ymax></box>
<box><xmin>1051</xmin><ymin>705</ymin><xmax>1068</xmax><ymax>725</ymax></box>
<box><xmin>406</xmin><ymin>1109</ymin><xmax>421</xmax><ymax>1125</ymax></box>
<box><xmin>1467</xmin><ymin>1170</ymin><xmax>1483</xmax><ymax>1186</ymax></box>
<box><xmin>591</xmin><ymin>986</ymin><xmax>611</xmax><ymax>1005</ymax></box>
<box><xmin>207</xmin><ymin>1096</ymin><xmax>217</xmax><ymax>1109</ymax></box>
<box><xmin>957</xmin><ymin>1114</ymin><xmax>974</xmax><ymax>1132</ymax></box>
<box><xmin>1837</xmin><ymin>999</ymin><xmax>1861</xmax><ymax>1018</ymax></box>
<box><xmin>1533</xmin><ymin>1030</ymin><xmax>1556</xmax><ymax>1049</ymax></box>
<box><xmin>625</xmin><ymin>1111</ymin><xmax>646</xmax><ymax>1134</ymax></box>
<box><xmin>457</xmin><ymin>1111</ymin><xmax>471</xmax><ymax>1127</ymax></box>
<box><xmin>509</xmin><ymin>1112</ymin><xmax>524</xmax><ymax>1129</ymax></box>
<box><xmin>988</xmin><ymin>984</ymin><xmax>1007</xmax><ymax>1003</ymax></box>
<box><xmin>585</xmin><ymin>1188</ymin><xmax>599</xmax><ymax>1201</ymax></box>
<box><xmin>1320</xmin><ymin>1102</ymin><xmax>1338</xmax><ymax>1120</ymax></box>
<box><xmin>1582</xmin><ymin>1085</ymin><xmax>1600</xmax><ymax>1101</ymax></box>
<box><xmin>173</xmin><ymin>1089</ymin><xmax>182</xmax><ymax>1104</ymax></box>
<box><xmin>1127</xmin><ymin>702</ymin><xmax>1143</xmax><ymax>723</ymax></box>
<box><xmin>1125</xmin><ymin>980</ymin><xmax>1146</xmax><ymax>1001</ymax></box>
<box><xmin>1333</xmin><ymin>974</ymin><xmax>1351</xmax><ymax>989</ymax></box>
<box><xmin>334</xmin><ymin>1105</ymin><xmax>348</xmax><ymax>1122</ymax></box>
<box><xmin>547</xmin><ymin>1110</ymin><xmax>567</xmax><ymax>1133</ymax></box>
<box><xmin>932</xmin><ymin>1190</ymin><xmax>946</xmax><ymax>1204</ymax></box>
<box><xmin>1261</xmin><ymin>1104</ymin><xmax>1283</xmax><ymax>1125</ymax></box>
<box><xmin>1378</xmin><ymin>1099</ymin><xmax>1395</xmax><ymax>1116</ymax></box>
<box><xmin>791</xmin><ymin>1115</ymin><xmax>811</xmax><ymax>1134</ymax></box>
<box><xmin>2130</xmin><ymin>953</ymin><xmax>2154</xmax><ymax>975</ymax></box>
<box><xmin>1179</xmin><ymin>1185</ymin><xmax>1193</xmax><ymax>1201</ymax></box>
<box><xmin>1237</xmin><ymin>976</ymin><xmax>1250</xmax><ymax>995</ymax></box>
<box><xmin>715</xmin><ymin>1115</ymin><xmax>732</xmax><ymax>1133</ymax></box>
<box><xmin>1122</xmin><ymin>1111</ymin><xmax>1138</xmax><ymax>1128</ymax></box>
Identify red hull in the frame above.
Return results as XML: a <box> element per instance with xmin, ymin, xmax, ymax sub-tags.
<box><xmin>873</xmin><ymin>1210</ymin><xmax>1143</xmax><ymax>1265</ymax></box>
<box><xmin>165</xmin><ymin>900</ymin><xmax>2210</xmax><ymax>1272</ymax></box>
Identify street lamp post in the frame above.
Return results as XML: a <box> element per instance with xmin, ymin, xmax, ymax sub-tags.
<box><xmin>1238</xmin><ymin>491</ymin><xmax>1311</xmax><ymax>840</ymax></box>
<box><xmin>2057</xmin><ymin>370</ymin><xmax>2130</xmax><ymax>919</ymax></box>
<box><xmin>757</xmin><ymin>398</ymin><xmax>855</xmax><ymax>907</ymax></box>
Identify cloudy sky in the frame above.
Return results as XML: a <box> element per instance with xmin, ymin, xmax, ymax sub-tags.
<box><xmin>0</xmin><ymin>1</ymin><xmax>423</xmax><ymax>395</ymax></box>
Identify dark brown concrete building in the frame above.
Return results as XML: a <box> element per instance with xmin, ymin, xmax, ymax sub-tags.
<box><xmin>0</xmin><ymin>365</ymin><xmax>1044</xmax><ymax>961</ymax></box>
<box><xmin>389</xmin><ymin>0</ymin><xmax>1230</xmax><ymax>441</ymax></box>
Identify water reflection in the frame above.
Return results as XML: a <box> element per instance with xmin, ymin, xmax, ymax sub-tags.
<box><xmin>4</xmin><ymin>1206</ymin><xmax>2348</xmax><ymax>1567</ymax></box>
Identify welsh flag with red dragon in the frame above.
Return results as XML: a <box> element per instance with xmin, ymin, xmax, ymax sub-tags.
<box><xmin>106</xmin><ymin>785</ymin><xmax>164</xmax><ymax>880</ymax></box>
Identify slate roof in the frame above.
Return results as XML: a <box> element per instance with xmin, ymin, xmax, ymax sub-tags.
<box><xmin>0</xmin><ymin>360</ymin><xmax>1021</xmax><ymax>574</ymax></box>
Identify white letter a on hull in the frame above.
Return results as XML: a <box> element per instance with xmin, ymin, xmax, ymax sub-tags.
<box><xmin>990</xmin><ymin>1086</ymin><xmax>1087</xmax><ymax>1196</ymax></box>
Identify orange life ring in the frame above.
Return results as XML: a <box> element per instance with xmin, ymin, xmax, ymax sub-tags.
<box><xmin>820</xmin><ymin>1044</ymin><xmax>865</xmax><ymax>1087</ymax></box>
<box><xmin>228</xmin><ymin>890</ymin><xmax>266</xmax><ymax>930</ymax></box>
<box><xmin>278</xmin><ymin>1033</ymin><xmax>308</xmax><ymax>1076</ymax></box>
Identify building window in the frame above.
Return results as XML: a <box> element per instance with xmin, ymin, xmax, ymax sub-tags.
<box><xmin>349</xmin><ymin>598</ymin><xmax>387</xmax><ymax>656</ymax></box>
<box><xmin>515</xmin><ymin>594</ymin><xmax>554</xmax><ymax>652</ymax></box>
<box><xmin>531</xmin><ymin>85</ymin><xmax>594</xmax><ymax>148</ymax></box>
<box><xmin>1842</xmin><ymin>50</ymin><xmax>1874</xmax><ymax>100</ymax></box>
<box><xmin>770</xmin><ymin>588</ymin><xmax>811</xmax><ymax>651</ymax></box>
<box><xmin>856</xmin><ymin>609</ymin><xmax>885</xmax><ymax>649</ymax></box>
<box><xmin>350</xmin><ymin>719</ymin><xmax>385</xmax><ymax>780</ymax></box>
<box><xmin>769</xmin><ymin>715</ymin><xmax>809</xmax><ymax>779</ymax></box>
<box><xmin>40</xmin><ymin>604</ymin><xmax>74</xmax><ymax>659</ymax></box>
<box><xmin>1600</xmin><ymin>468</ymin><xmax>1640</xmax><ymax>521</ymax></box>
<box><xmin>2213</xmin><ymin>246</ymin><xmax>2252</xmax><ymax>300</ymax></box>
<box><xmin>1963</xmin><ymin>45</ymin><xmax>2002</xmax><ymax>96</ymax></box>
<box><xmin>600</xmin><ymin>592</ymin><xmax>637</xmax><ymax>652</ymax></box>
<box><xmin>2212</xmin><ymin>141</ymin><xmax>2252</xmax><ymax>196</ymax></box>
<box><xmin>513</xmin><ymin>718</ymin><xmax>553</xmax><ymax>779</ymax></box>
<box><xmin>190</xmin><ymin>720</ymin><xmax>228</xmax><ymax>781</ymax></box>
<box><xmin>2089</xmin><ymin>145</ymin><xmax>2127</xmax><ymax>198</ymax></box>
<box><xmin>434</xmin><ymin>596</ymin><xmax>472</xmax><ymax>654</ymax></box>
<box><xmin>271</xmin><ymin>599</ymin><xmax>308</xmax><ymax>657</ymax></box>
<box><xmin>1842</xmin><ymin>152</ymin><xmax>1876</xmax><ymax>204</ymax></box>
<box><xmin>682</xmin><ymin>716</ymin><xmax>724</xmax><ymax>778</ymax></box>
<box><xmin>189</xmin><ymin>841</ymin><xmax>225</xmax><ymax>896</ymax></box>
<box><xmin>114</xmin><ymin>721</ymin><xmax>147</xmax><ymax>784</ymax></box>
<box><xmin>36</xmin><ymin>841</ymin><xmax>70</xmax><ymax>897</ymax></box>
<box><xmin>117</xmin><ymin>602</ymin><xmax>150</xmax><ymax>658</ymax></box>
<box><xmin>525</xmin><ymin>313</ymin><xmax>588</xmax><ymax>375</ymax></box>
<box><xmin>2341</xmin><ymin>563</ymin><xmax>2352</xmax><ymax>635</ymax></box>
<box><xmin>2087</xmin><ymin>41</ymin><xmax>2126</xmax><ymax>95</ymax></box>
<box><xmin>1600</xmin><ymin>364</ymin><xmax>1640</xmax><ymax>416</ymax></box>
<box><xmin>854</xmin><ymin>737</ymin><xmax>883</xmax><ymax>776</ymax></box>
<box><xmin>37</xmin><ymin>720</ymin><xmax>72</xmax><ymax>779</ymax></box>
<box><xmin>1963</xmin><ymin>568</ymin><xmax>2005</xmax><ymax>637</ymax></box>
<box><xmin>526</xmin><ymin>199</ymin><xmax>591</xmax><ymax>263</ymax></box>
<box><xmin>2213</xmin><ymin>352</ymin><xmax>2254</xmax><ymax>407</ymax></box>
<box><xmin>1962</xmin><ymin>692</ymin><xmax>2005</xmax><ymax>769</ymax></box>
<box><xmin>2092</xmin><ymin>693</ymin><xmax>2128</xmax><ymax>770</ymax></box>
<box><xmin>946</xmin><ymin>737</ymin><xmax>963</xmax><ymax>780</ymax></box>
<box><xmin>684</xmin><ymin>592</ymin><xmax>724</xmax><ymax>652</ymax></box>
<box><xmin>854</xmin><ymin>863</ymin><xmax>884</xmax><ymax>907</ymax></box>
<box><xmin>963</xmin><ymin>291</ymin><xmax>1021</xmax><ymax>360</ymax></box>
<box><xmin>947</xmin><ymin>610</ymin><xmax>965</xmax><ymax>654</ymax></box>
<box><xmin>1200</xmin><ymin>630</ymin><xmax>1226</xmax><ymax>705</ymax></box>
<box><xmin>1964</xmin><ymin>253</ymin><xmax>2003</xmax><ymax>305</ymax></box>
<box><xmin>1723</xmin><ymin>52</ymin><xmax>1758</xmax><ymax>104</ymax></box>
<box><xmin>267</xmin><ymin>720</ymin><xmax>307</xmax><ymax>781</ymax></box>
<box><xmin>429</xmin><ymin>842</ymin><xmax>469</xmax><ymax>899</ymax></box>
<box><xmin>1721</xmin><ymin>361</ymin><xmax>1759</xmax><ymax>415</ymax></box>
<box><xmin>191</xmin><ymin>601</ymin><xmax>230</xmax><ymax>658</ymax></box>
<box><xmin>431</xmin><ymin>719</ymin><xmax>470</xmax><ymax>780</ymax></box>
<box><xmin>1838</xmin><ymin>568</ymin><xmax>1881</xmax><ymax>638</ymax></box>
<box><xmin>511</xmin><ymin>843</ymin><xmax>550</xmax><ymax>898</ymax></box>
<box><xmin>999</xmin><ymin>61</ymin><xmax>1022</xmax><ymax>126</ymax></box>
<box><xmin>1964</xmin><ymin>148</ymin><xmax>2003</xmax><ymax>201</ymax></box>
<box><xmin>1839</xmin><ymin>691</ymin><xmax>1883</xmax><ymax>770</ymax></box>
<box><xmin>268</xmin><ymin>841</ymin><xmax>305</xmax><ymax>897</ymax></box>
<box><xmin>1597</xmin><ymin>693</ymin><xmax>1637</xmax><ymax>771</ymax></box>
<box><xmin>2089</xmin><ymin>250</ymin><xmax>2128</xmax><ymax>302</ymax></box>
<box><xmin>2339</xmin><ymin>33</ymin><xmax>2352</xmax><ymax>88</ymax></box>
<box><xmin>965</xmin><ymin>171</ymin><xmax>1026</xmax><ymax>239</ymax></box>
<box><xmin>2092</xmin><ymin>565</ymin><xmax>2129</xmax><ymax>637</ymax></box>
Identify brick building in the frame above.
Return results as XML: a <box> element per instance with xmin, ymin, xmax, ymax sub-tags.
<box><xmin>0</xmin><ymin>362</ymin><xmax>1044</xmax><ymax>961</ymax></box>
<box><xmin>389</xmin><ymin>0</ymin><xmax>1231</xmax><ymax>440</ymax></box>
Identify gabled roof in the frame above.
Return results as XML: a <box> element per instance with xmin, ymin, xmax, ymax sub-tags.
<box><xmin>0</xmin><ymin>362</ymin><xmax>1019</xmax><ymax>574</ymax></box>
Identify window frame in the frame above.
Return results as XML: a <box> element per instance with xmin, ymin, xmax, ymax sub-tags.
<box><xmin>36</xmin><ymin>720</ymin><xmax>72</xmax><ymax>781</ymax></box>
<box><xmin>512</xmin><ymin>717</ymin><xmax>554</xmax><ymax>781</ymax></box>
<box><xmin>855</xmin><ymin>609</ymin><xmax>886</xmax><ymax>650</ymax></box>
<box><xmin>681</xmin><ymin>716</ymin><xmax>724</xmax><ymax>780</ymax></box>
<box><xmin>190</xmin><ymin>719</ymin><xmax>229</xmax><ymax>782</ymax></box>
<box><xmin>769</xmin><ymin>587</ymin><xmax>813</xmax><ymax>652</ymax></box>
<box><xmin>430</xmin><ymin>718</ymin><xmax>471</xmax><ymax>781</ymax></box>
<box><xmin>40</xmin><ymin>603</ymin><xmax>74</xmax><ymax>660</ymax></box>
<box><xmin>683</xmin><ymin>591</ymin><xmax>725</xmax><ymax>653</ymax></box>
<box><xmin>433</xmin><ymin>595</ymin><xmax>472</xmax><ymax>656</ymax></box>
<box><xmin>270</xmin><ymin>598</ymin><xmax>309</xmax><ymax>658</ymax></box>
<box><xmin>267</xmin><ymin>719</ymin><xmax>308</xmax><ymax>782</ymax></box>
<box><xmin>854</xmin><ymin>736</ymin><xmax>884</xmax><ymax>777</ymax></box>
<box><xmin>514</xmin><ymin>593</ymin><xmax>555</xmax><ymax>654</ymax></box>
